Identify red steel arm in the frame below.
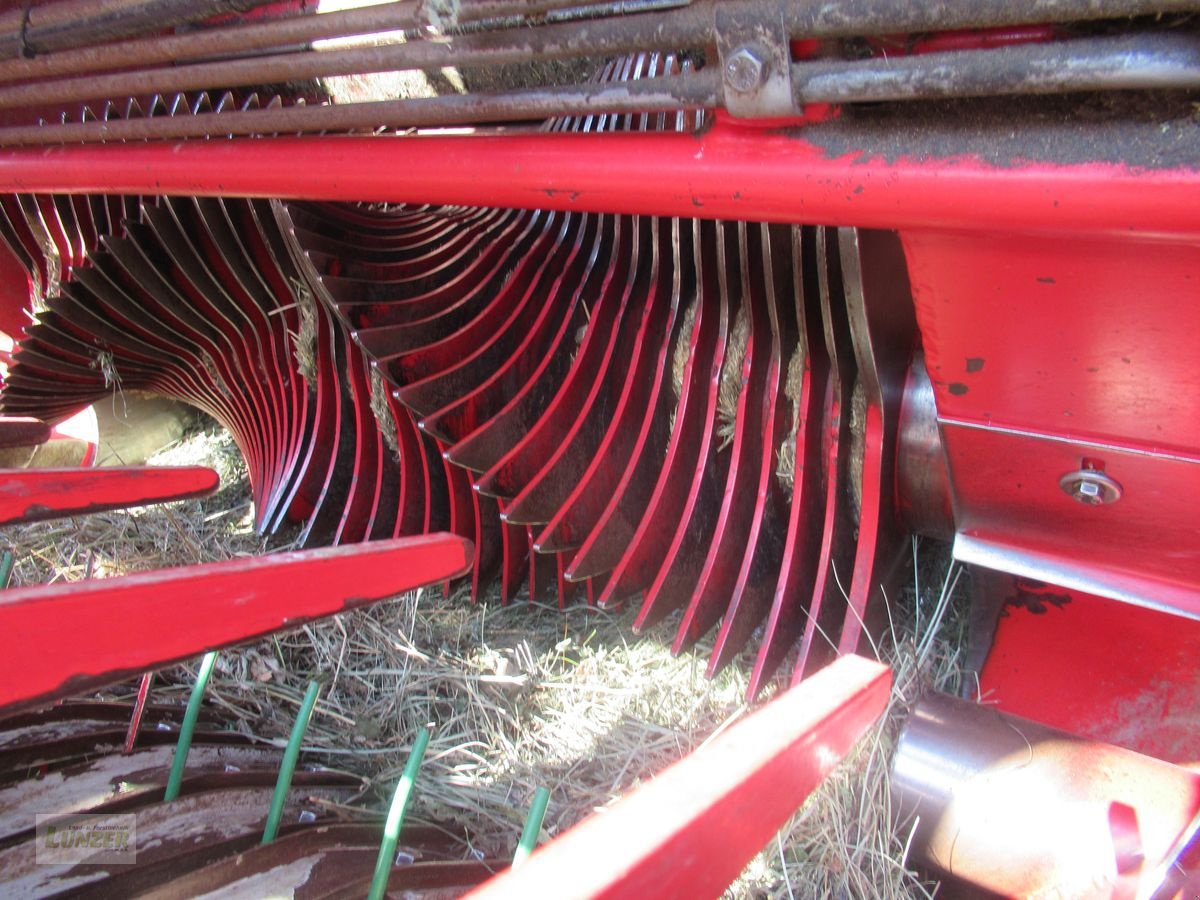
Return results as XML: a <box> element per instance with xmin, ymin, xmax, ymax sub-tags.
<box><xmin>465</xmin><ymin>654</ymin><xmax>891</xmax><ymax>900</ymax></box>
<box><xmin>0</xmin><ymin>465</ymin><xmax>220</xmax><ymax>525</ymax></box>
<box><xmin>0</xmin><ymin>533</ymin><xmax>473</xmax><ymax>714</ymax></box>
<box><xmin>0</xmin><ymin>416</ymin><xmax>51</xmax><ymax>449</ymax></box>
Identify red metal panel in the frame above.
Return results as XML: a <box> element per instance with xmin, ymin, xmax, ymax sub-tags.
<box><xmin>0</xmin><ymin>465</ymin><xmax>219</xmax><ymax>525</ymax></box>
<box><xmin>979</xmin><ymin>582</ymin><xmax>1200</xmax><ymax>766</ymax></box>
<box><xmin>0</xmin><ymin>533</ymin><xmax>473</xmax><ymax>714</ymax></box>
<box><xmin>903</xmin><ymin>231</ymin><xmax>1200</xmax><ymax>454</ymax></box>
<box><xmin>464</xmin><ymin>654</ymin><xmax>890</xmax><ymax>900</ymax></box>
<box><xmin>945</xmin><ymin>423</ymin><xmax>1200</xmax><ymax>617</ymax></box>
<box><xmin>0</xmin><ymin>126</ymin><xmax>1196</xmax><ymax>236</ymax></box>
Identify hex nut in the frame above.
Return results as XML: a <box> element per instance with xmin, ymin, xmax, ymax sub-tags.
<box><xmin>724</xmin><ymin>46</ymin><xmax>767</xmax><ymax>93</ymax></box>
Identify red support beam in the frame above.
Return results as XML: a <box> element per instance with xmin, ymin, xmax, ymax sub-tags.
<box><xmin>465</xmin><ymin>654</ymin><xmax>891</xmax><ymax>900</ymax></box>
<box><xmin>0</xmin><ymin>416</ymin><xmax>50</xmax><ymax>449</ymax></box>
<box><xmin>0</xmin><ymin>125</ymin><xmax>1196</xmax><ymax>237</ymax></box>
<box><xmin>0</xmin><ymin>465</ymin><xmax>221</xmax><ymax>525</ymax></box>
<box><xmin>0</xmin><ymin>533</ymin><xmax>474</xmax><ymax>713</ymax></box>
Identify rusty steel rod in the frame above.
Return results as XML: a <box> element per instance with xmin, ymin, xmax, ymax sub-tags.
<box><xmin>0</xmin><ymin>71</ymin><xmax>719</xmax><ymax>145</ymax></box>
<box><xmin>0</xmin><ymin>0</ymin><xmax>1192</xmax><ymax>112</ymax></box>
<box><xmin>0</xmin><ymin>0</ymin><xmax>273</xmax><ymax>59</ymax></box>
<box><xmin>0</xmin><ymin>31</ymin><xmax>1194</xmax><ymax>145</ymax></box>
<box><xmin>0</xmin><ymin>1</ymin><xmax>424</xmax><ymax>87</ymax></box>
<box><xmin>793</xmin><ymin>32</ymin><xmax>1200</xmax><ymax>103</ymax></box>
<box><xmin>0</xmin><ymin>0</ymin><xmax>645</xmax><ymax>87</ymax></box>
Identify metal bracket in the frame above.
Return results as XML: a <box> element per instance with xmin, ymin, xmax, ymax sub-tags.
<box><xmin>714</xmin><ymin>0</ymin><xmax>798</xmax><ymax>119</ymax></box>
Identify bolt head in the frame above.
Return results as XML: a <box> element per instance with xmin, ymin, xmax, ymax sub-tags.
<box><xmin>1075</xmin><ymin>481</ymin><xmax>1102</xmax><ymax>503</ymax></box>
<box><xmin>724</xmin><ymin>46</ymin><xmax>766</xmax><ymax>93</ymax></box>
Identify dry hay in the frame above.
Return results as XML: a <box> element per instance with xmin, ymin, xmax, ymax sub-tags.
<box><xmin>289</xmin><ymin>276</ymin><xmax>319</xmax><ymax>384</ymax></box>
<box><xmin>717</xmin><ymin>305</ymin><xmax>751</xmax><ymax>451</ymax></box>
<box><xmin>775</xmin><ymin>343</ymin><xmax>806</xmax><ymax>495</ymax></box>
<box><xmin>1</xmin><ymin>415</ymin><xmax>964</xmax><ymax>896</ymax></box>
<box><xmin>369</xmin><ymin>363</ymin><xmax>402</xmax><ymax>457</ymax></box>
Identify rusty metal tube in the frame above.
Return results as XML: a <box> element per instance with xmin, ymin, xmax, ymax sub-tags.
<box><xmin>2</xmin><ymin>0</ymin><xmax>272</xmax><ymax>58</ymax></box>
<box><xmin>0</xmin><ymin>71</ymin><xmax>719</xmax><ymax>145</ymax></box>
<box><xmin>892</xmin><ymin>693</ymin><xmax>1200</xmax><ymax>898</ymax></box>
<box><xmin>0</xmin><ymin>0</ymin><xmax>603</xmax><ymax>87</ymax></box>
<box><xmin>794</xmin><ymin>32</ymin><xmax>1200</xmax><ymax>102</ymax></box>
<box><xmin>0</xmin><ymin>0</ymin><xmax>1192</xmax><ymax>113</ymax></box>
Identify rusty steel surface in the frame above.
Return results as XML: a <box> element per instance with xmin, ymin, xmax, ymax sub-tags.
<box><xmin>466</xmin><ymin>654</ymin><xmax>890</xmax><ymax>900</ymax></box>
<box><xmin>0</xmin><ymin>465</ymin><xmax>219</xmax><ymax>525</ymax></box>
<box><xmin>0</xmin><ymin>533</ymin><xmax>474</xmax><ymax>714</ymax></box>
<box><xmin>892</xmin><ymin>692</ymin><xmax>1200</xmax><ymax>898</ymax></box>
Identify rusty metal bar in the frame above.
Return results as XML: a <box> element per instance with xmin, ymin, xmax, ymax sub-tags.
<box><xmin>465</xmin><ymin>655</ymin><xmax>890</xmax><ymax>899</ymax></box>
<box><xmin>0</xmin><ymin>0</ymin><xmax>1190</xmax><ymax>113</ymax></box>
<box><xmin>794</xmin><ymin>32</ymin><xmax>1200</xmax><ymax>103</ymax></box>
<box><xmin>0</xmin><ymin>0</ymin><xmax>608</xmax><ymax>87</ymax></box>
<box><xmin>0</xmin><ymin>532</ymin><xmax>474</xmax><ymax>714</ymax></box>
<box><xmin>0</xmin><ymin>72</ymin><xmax>719</xmax><ymax>145</ymax></box>
<box><xmin>3</xmin><ymin>0</ymin><xmax>273</xmax><ymax>59</ymax></box>
<box><xmin>0</xmin><ymin>465</ymin><xmax>220</xmax><ymax>525</ymax></box>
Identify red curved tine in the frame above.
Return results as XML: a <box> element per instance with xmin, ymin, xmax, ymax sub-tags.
<box><xmin>243</xmin><ymin>199</ymin><xmax>319</xmax><ymax>525</ymax></box>
<box><xmin>498</xmin><ymin>499</ymin><xmax>530</xmax><ymax>605</ymax></box>
<box><xmin>346</xmin><ymin>211</ymin><xmax>545</xmax><ymax>356</ymax></box>
<box><xmin>472</xmin><ymin>491</ymin><xmax>504</xmax><ymax>601</ymax></box>
<box><xmin>0</xmin><ymin>466</ymin><xmax>219</xmax><ymax>526</ymax></box>
<box><xmin>333</xmin><ymin>332</ymin><xmax>382</xmax><ymax>544</ymax></box>
<box><xmin>628</xmin><ymin>224</ymin><xmax>737</xmax><ymax>632</ymax></box>
<box><xmin>498</xmin><ymin>216</ymin><xmax>665</xmax><ymax>525</ymax></box>
<box><xmin>442</xmin><ymin>442</ymin><xmax>479</xmax><ymax>594</ymax></box>
<box><xmin>0</xmin><ymin>534</ymin><xmax>475</xmax><ymax>715</ymax></box>
<box><xmin>673</xmin><ymin>223</ymin><xmax>774</xmax><ymax>656</ymax></box>
<box><xmin>748</xmin><ymin>226</ymin><xmax>830</xmax><ymax>699</ymax></box>
<box><xmin>395</xmin><ymin>212</ymin><xmax>582</xmax><ymax>420</ymax></box>
<box><xmin>142</xmin><ymin>203</ymin><xmax>278</xmax><ymax>508</ymax></box>
<box><xmin>444</xmin><ymin>213</ymin><xmax>610</xmax><ymax>474</ymax></box>
<box><xmin>792</xmin><ymin>228</ymin><xmax>860</xmax><ymax>685</ymax></box>
<box><xmin>387</xmin><ymin>386</ymin><xmax>430</xmax><ymax>537</ymax></box>
<box><xmin>707</xmin><ymin>223</ymin><xmax>797</xmax><ymax>676</ymax></box>
<box><xmin>534</xmin><ymin>215</ymin><xmax>685</xmax><ymax>556</ymax></box>
<box><xmin>463</xmin><ymin>214</ymin><xmax>632</xmax><ymax>484</ymax></box>
<box><xmin>108</xmin><ymin>212</ymin><xmax>269</xmax><ymax>507</ymax></box>
<box><xmin>420</xmin><ymin>213</ymin><xmax>601</xmax><ymax>448</ymax></box>
<box><xmin>278</xmin><ymin>284</ymin><xmax>344</xmax><ymax>544</ymax></box>
<box><xmin>835</xmin><ymin>229</ymin><xmax>917</xmax><ymax>658</ymax></box>
<box><xmin>181</xmin><ymin>198</ymin><xmax>289</xmax><ymax>517</ymax></box>
<box><xmin>592</xmin><ymin>219</ymin><xmax>724</xmax><ymax>598</ymax></box>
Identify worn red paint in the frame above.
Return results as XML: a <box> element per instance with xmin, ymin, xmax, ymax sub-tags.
<box><xmin>0</xmin><ymin>533</ymin><xmax>473</xmax><ymax>714</ymax></box>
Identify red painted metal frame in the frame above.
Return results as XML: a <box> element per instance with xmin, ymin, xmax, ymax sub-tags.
<box><xmin>0</xmin><ymin>465</ymin><xmax>219</xmax><ymax>525</ymax></box>
<box><xmin>0</xmin><ymin>125</ymin><xmax>1196</xmax><ymax>236</ymax></box>
<box><xmin>0</xmin><ymin>532</ymin><xmax>473</xmax><ymax>714</ymax></box>
<box><xmin>465</xmin><ymin>654</ymin><xmax>890</xmax><ymax>900</ymax></box>
<box><xmin>903</xmin><ymin>229</ymin><xmax>1200</xmax><ymax>616</ymax></box>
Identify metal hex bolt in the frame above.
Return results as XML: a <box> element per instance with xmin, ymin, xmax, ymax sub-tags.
<box><xmin>724</xmin><ymin>45</ymin><xmax>767</xmax><ymax>93</ymax></box>
<box><xmin>1059</xmin><ymin>469</ymin><xmax>1122</xmax><ymax>505</ymax></box>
